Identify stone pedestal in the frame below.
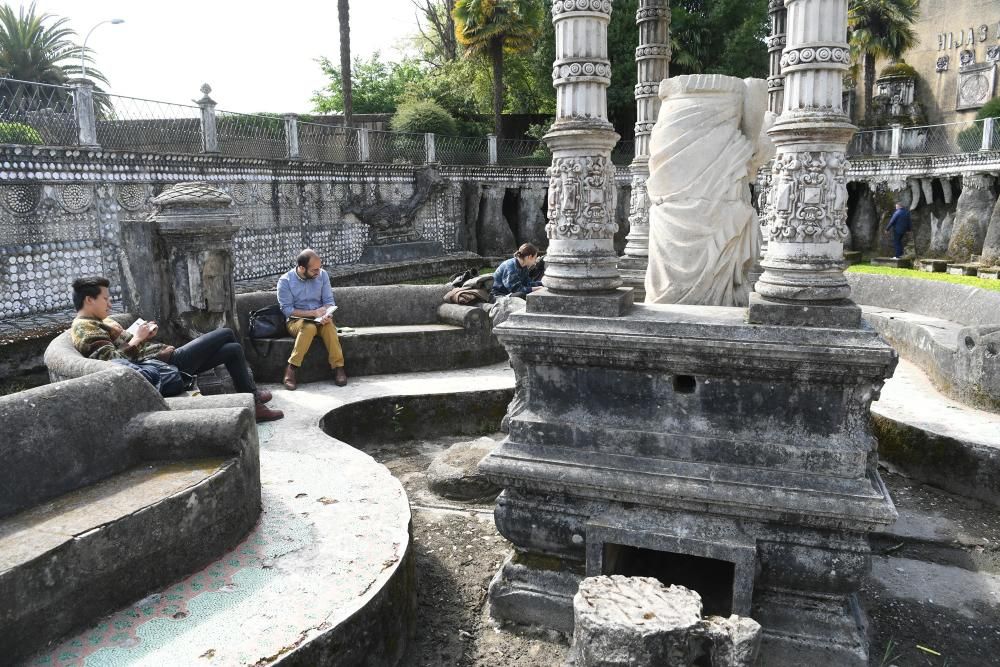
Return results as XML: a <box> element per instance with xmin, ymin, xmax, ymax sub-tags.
<box><xmin>121</xmin><ymin>182</ymin><xmax>241</xmax><ymax>344</ymax></box>
<box><xmin>483</xmin><ymin>304</ymin><xmax>897</xmax><ymax>666</ymax></box>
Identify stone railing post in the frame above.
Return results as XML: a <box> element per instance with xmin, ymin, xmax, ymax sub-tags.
<box><xmin>69</xmin><ymin>78</ymin><xmax>98</xmax><ymax>147</ymax></box>
<box><xmin>425</xmin><ymin>132</ymin><xmax>436</xmax><ymax>163</ymax></box>
<box><xmin>535</xmin><ymin>0</ymin><xmax>631</xmax><ymax>316</ymax></box>
<box><xmin>751</xmin><ymin>0</ymin><xmax>860</xmax><ymax>328</ymax></box>
<box><xmin>982</xmin><ymin>117</ymin><xmax>994</xmax><ymax>151</ymax></box>
<box><xmin>358</xmin><ymin>127</ymin><xmax>370</xmax><ymax>162</ymax></box>
<box><xmin>284</xmin><ymin>113</ymin><xmax>300</xmax><ymax>159</ymax></box>
<box><xmin>890</xmin><ymin>123</ymin><xmax>902</xmax><ymax>157</ymax></box>
<box><xmin>196</xmin><ymin>84</ymin><xmax>219</xmax><ymax>154</ymax></box>
<box><xmin>488</xmin><ymin>134</ymin><xmax>498</xmax><ymax>165</ymax></box>
<box><xmin>767</xmin><ymin>0</ymin><xmax>788</xmax><ymax>113</ymax></box>
<box><xmin>619</xmin><ymin>0</ymin><xmax>671</xmax><ymax>297</ymax></box>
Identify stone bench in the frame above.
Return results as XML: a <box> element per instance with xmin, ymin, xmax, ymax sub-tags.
<box><xmin>236</xmin><ymin>284</ymin><xmax>506</xmax><ymax>383</ymax></box>
<box><xmin>0</xmin><ymin>366</ymin><xmax>260</xmax><ymax>663</ymax></box>
<box><xmin>847</xmin><ymin>273</ymin><xmax>1000</xmax><ymax>412</ymax></box>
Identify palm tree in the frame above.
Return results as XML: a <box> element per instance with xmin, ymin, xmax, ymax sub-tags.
<box><xmin>338</xmin><ymin>0</ymin><xmax>353</xmax><ymax>128</ymax></box>
<box><xmin>0</xmin><ymin>1</ymin><xmax>112</xmax><ymax>123</ymax></box>
<box><xmin>848</xmin><ymin>0</ymin><xmax>919</xmax><ymax>125</ymax></box>
<box><xmin>453</xmin><ymin>0</ymin><xmax>542</xmax><ymax>137</ymax></box>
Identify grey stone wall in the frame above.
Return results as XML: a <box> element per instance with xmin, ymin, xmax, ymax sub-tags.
<box><xmin>0</xmin><ymin>147</ymin><xmax>634</xmax><ymax>322</ymax></box>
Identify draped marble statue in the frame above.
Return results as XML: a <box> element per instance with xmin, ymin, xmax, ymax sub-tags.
<box><xmin>644</xmin><ymin>75</ymin><xmax>776</xmax><ymax>306</ymax></box>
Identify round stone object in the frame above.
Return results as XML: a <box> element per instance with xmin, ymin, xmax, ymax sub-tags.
<box><xmin>569</xmin><ymin>575</ymin><xmax>703</xmax><ymax>667</ymax></box>
<box><xmin>426</xmin><ymin>436</ymin><xmax>501</xmax><ymax>501</ymax></box>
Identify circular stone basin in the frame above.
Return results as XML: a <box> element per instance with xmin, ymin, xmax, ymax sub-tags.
<box><xmin>321</xmin><ymin>388</ymin><xmax>514</xmax><ymax>448</ymax></box>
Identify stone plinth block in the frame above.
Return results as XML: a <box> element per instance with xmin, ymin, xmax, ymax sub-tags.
<box><xmin>947</xmin><ymin>263</ymin><xmax>980</xmax><ymax>276</ymax></box>
<box><xmin>747</xmin><ymin>292</ymin><xmax>862</xmax><ymax>329</ymax></box>
<box><xmin>526</xmin><ymin>288</ymin><xmax>634</xmax><ymax>318</ymax></box>
<box><xmin>978</xmin><ymin>267</ymin><xmax>1000</xmax><ymax>279</ymax></box>
<box><xmin>427</xmin><ymin>436</ymin><xmax>501</xmax><ymax>501</ymax></box>
<box><xmin>870</xmin><ymin>257</ymin><xmax>914</xmax><ymax>269</ymax></box>
<box><xmin>842</xmin><ymin>251</ymin><xmax>862</xmax><ymax>265</ymax></box>
<box><xmin>918</xmin><ymin>259</ymin><xmax>948</xmax><ymax>272</ymax></box>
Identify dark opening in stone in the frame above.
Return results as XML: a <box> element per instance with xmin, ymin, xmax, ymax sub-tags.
<box><xmin>601</xmin><ymin>544</ymin><xmax>735</xmax><ymax>616</ymax></box>
<box><xmin>673</xmin><ymin>374</ymin><xmax>697</xmax><ymax>394</ymax></box>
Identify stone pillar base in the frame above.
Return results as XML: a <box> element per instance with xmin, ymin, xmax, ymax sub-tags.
<box><xmin>747</xmin><ymin>293</ymin><xmax>862</xmax><ymax>329</ymax></box>
<box><xmin>488</xmin><ymin>550</ymin><xmax>583</xmax><ymax>635</ymax></box>
<box><xmin>526</xmin><ymin>287</ymin><xmax>634</xmax><ymax>317</ymax></box>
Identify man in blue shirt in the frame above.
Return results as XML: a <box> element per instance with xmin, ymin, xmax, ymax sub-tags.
<box><xmin>277</xmin><ymin>249</ymin><xmax>346</xmax><ymax>389</ymax></box>
<box><xmin>886</xmin><ymin>202</ymin><xmax>912</xmax><ymax>259</ymax></box>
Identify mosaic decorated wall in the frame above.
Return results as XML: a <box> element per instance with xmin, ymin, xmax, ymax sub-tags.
<box><xmin>0</xmin><ymin>146</ymin><xmax>560</xmax><ymax>321</ymax></box>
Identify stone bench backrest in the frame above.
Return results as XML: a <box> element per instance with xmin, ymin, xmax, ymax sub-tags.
<box><xmin>236</xmin><ymin>284</ymin><xmax>453</xmax><ymax>334</ymax></box>
<box><xmin>0</xmin><ymin>366</ymin><xmax>166</xmax><ymax>518</ymax></box>
<box><xmin>847</xmin><ymin>273</ymin><xmax>1000</xmax><ymax>328</ymax></box>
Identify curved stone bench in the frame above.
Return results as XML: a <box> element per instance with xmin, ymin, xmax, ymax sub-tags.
<box><xmin>847</xmin><ymin>273</ymin><xmax>1000</xmax><ymax>412</ymax></box>
<box><xmin>237</xmin><ymin>284</ymin><xmax>506</xmax><ymax>384</ymax></box>
<box><xmin>0</xmin><ymin>366</ymin><xmax>260</xmax><ymax>663</ymax></box>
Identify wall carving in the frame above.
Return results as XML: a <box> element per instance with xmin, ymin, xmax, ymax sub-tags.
<box><xmin>545</xmin><ymin>155</ymin><xmax>617</xmax><ymax>240</ymax></box>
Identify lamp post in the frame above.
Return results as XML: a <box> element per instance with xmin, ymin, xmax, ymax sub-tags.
<box><xmin>81</xmin><ymin>19</ymin><xmax>124</xmax><ymax>79</ymax></box>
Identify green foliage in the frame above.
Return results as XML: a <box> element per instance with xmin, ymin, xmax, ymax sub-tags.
<box><xmin>955</xmin><ymin>98</ymin><xmax>1000</xmax><ymax>151</ymax></box>
<box><xmin>453</xmin><ymin>0</ymin><xmax>545</xmax><ymax>134</ymax></box>
<box><xmin>533</xmin><ymin>0</ymin><xmax>769</xmax><ymax>130</ymax></box>
<box><xmin>312</xmin><ymin>53</ymin><xmax>427</xmax><ymax>115</ymax></box>
<box><xmin>0</xmin><ymin>121</ymin><xmax>42</xmax><ymax>144</ymax></box>
<box><xmin>975</xmin><ymin>97</ymin><xmax>1000</xmax><ymax>120</ymax></box>
<box><xmin>0</xmin><ymin>2</ymin><xmax>109</xmax><ymax>86</ymax></box>
<box><xmin>879</xmin><ymin>61</ymin><xmax>917</xmax><ymax>78</ymax></box>
<box><xmin>391</xmin><ymin>100</ymin><xmax>458</xmax><ymax>136</ymax></box>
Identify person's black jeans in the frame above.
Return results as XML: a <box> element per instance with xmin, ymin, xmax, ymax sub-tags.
<box><xmin>169</xmin><ymin>328</ymin><xmax>256</xmax><ymax>394</ymax></box>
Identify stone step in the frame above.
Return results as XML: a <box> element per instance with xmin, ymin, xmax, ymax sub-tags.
<box><xmin>873</xmin><ymin>471</ymin><xmax>1000</xmax><ymax>576</ymax></box>
<box><xmin>872</xmin><ymin>358</ymin><xmax>1000</xmax><ymax>508</ymax></box>
<box><xmin>946</xmin><ymin>263</ymin><xmax>979</xmax><ymax>276</ymax></box>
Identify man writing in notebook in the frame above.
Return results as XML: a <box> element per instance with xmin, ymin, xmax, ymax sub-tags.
<box><xmin>277</xmin><ymin>249</ymin><xmax>347</xmax><ymax>389</ymax></box>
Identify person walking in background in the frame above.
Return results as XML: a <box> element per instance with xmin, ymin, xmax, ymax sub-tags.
<box><xmin>886</xmin><ymin>202</ymin><xmax>912</xmax><ymax>259</ymax></box>
<box><xmin>491</xmin><ymin>243</ymin><xmax>544</xmax><ymax>301</ymax></box>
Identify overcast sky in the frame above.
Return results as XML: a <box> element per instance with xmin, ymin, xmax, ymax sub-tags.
<box><xmin>20</xmin><ymin>0</ymin><xmax>421</xmax><ymax>113</ymax></box>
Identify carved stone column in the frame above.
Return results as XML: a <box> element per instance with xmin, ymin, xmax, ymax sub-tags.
<box><xmin>766</xmin><ymin>0</ymin><xmax>787</xmax><ymax>114</ymax></box>
<box><xmin>619</xmin><ymin>0</ymin><xmax>670</xmax><ymax>300</ymax></box>
<box><xmin>535</xmin><ymin>0</ymin><xmax>632</xmax><ymax>317</ymax></box>
<box><xmin>752</xmin><ymin>0</ymin><xmax>859</xmax><ymax>328</ymax></box>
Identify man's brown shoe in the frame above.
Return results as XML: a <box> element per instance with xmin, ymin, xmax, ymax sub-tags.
<box><xmin>255</xmin><ymin>402</ymin><xmax>284</xmax><ymax>422</ymax></box>
<box><xmin>283</xmin><ymin>364</ymin><xmax>297</xmax><ymax>391</ymax></box>
<box><xmin>254</xmin><ymin>389</ymin><xmax>273</xmax><ymax>404</ymax></box>
<box><xmin>333</xmin><ymin>366</ymin><xmax>348</xmax><ymax>386</ymax></box>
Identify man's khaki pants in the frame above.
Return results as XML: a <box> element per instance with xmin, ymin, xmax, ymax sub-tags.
<box><xmin>287</xmin><ymin>319</ymin><xmax>344</xmax><ymax>369</ymax></box>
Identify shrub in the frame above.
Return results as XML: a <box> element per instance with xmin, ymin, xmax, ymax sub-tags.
<box><xmin>957</xmin><ymin>97</ymin><xmax>1000</xmax><ymax>152</ymax></box>
<box><xmin>976</xmin><ymin>97</ymin><xmax>1000</xmax><ymax>121</ymax></box>
<box><xmin>391</xmin><ymin>100</ymin><xmax>457</xmax><ymax>137</ymax></box>
<box><xmin>0</xmin><ymin>122</ymin><xmax>42</xmax><ymax>145</ymax></box>
<box><xmin>879</xmin><ymin>61</ymin><xmax>918</xmax><ymax>78</ymax></box>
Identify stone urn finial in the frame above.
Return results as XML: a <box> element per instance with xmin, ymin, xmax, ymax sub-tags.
<box><xmin>195</xmin><ymin>84</ymin><xmax>216</xmax><ymax>106</ymax></box>
<box><xmin>151</xmin><ymin>181</ymin><xmax>232</xmax><ymax>211</ymax></box>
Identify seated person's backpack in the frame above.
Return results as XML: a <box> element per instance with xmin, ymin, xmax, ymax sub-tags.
<box><xmin>111</xmin><ymin>358</ymin><xmax>194</xmax><ymax>397</ymax></box>
<box><xmin>449</xmin><ymin>269</ymin><xmax>478</xmax><ymax>288</ymax></box>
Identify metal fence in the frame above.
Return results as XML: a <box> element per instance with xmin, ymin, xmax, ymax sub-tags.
<box><xmin>848</xmin><ymin>118</ymin><xmax>1000</xmax><ymax>158</ymax></box>
<box><xmin>0</xmin><ymin>76</ymin><xmax>646</xmax><ymax>167</ymax></box>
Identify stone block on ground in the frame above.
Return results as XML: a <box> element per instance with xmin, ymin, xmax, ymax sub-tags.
<box><xmin>427</xmin><ymin>436</ymin><xmax>501</xmax><ymax>501</ymax></box>
<box><xmin>567</xmin><ymin>576</ymin><xmax>761</xmax><ymax>667</ymax></box>
<box><xmin>871</xmin><ymin>257</ymin><xmax>914</xmax><ymax>269</ymax></box>
<box><xmin>977</xmin><ymin>267</ymin><xmax>999</xmax><ymax>279</ymax></box>
<box><xmin>843</xmin><ymin>250</ymin><xmax>862</xmax><ymax>265</ymax></box>
<box><xmin>918</xmin><ymin>259</ymin><xmax>948</xmax><ymax>272</ymax></box>
<box><xmin>946</xmin><ymin>263</ymin><xmax>979</xmax><ymax>276</ymax></box>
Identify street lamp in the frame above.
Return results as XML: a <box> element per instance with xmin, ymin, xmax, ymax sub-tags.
<box><xmin>81</xmin><ymin>19</ymin><xmax>125</xmax><ymax>79</ymax></box>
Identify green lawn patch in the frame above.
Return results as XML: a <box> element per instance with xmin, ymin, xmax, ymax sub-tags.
<box><xmin>847</xmin><ymin>263</ymin><xmax>1000</xmax><ymax>293</ymax></box>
